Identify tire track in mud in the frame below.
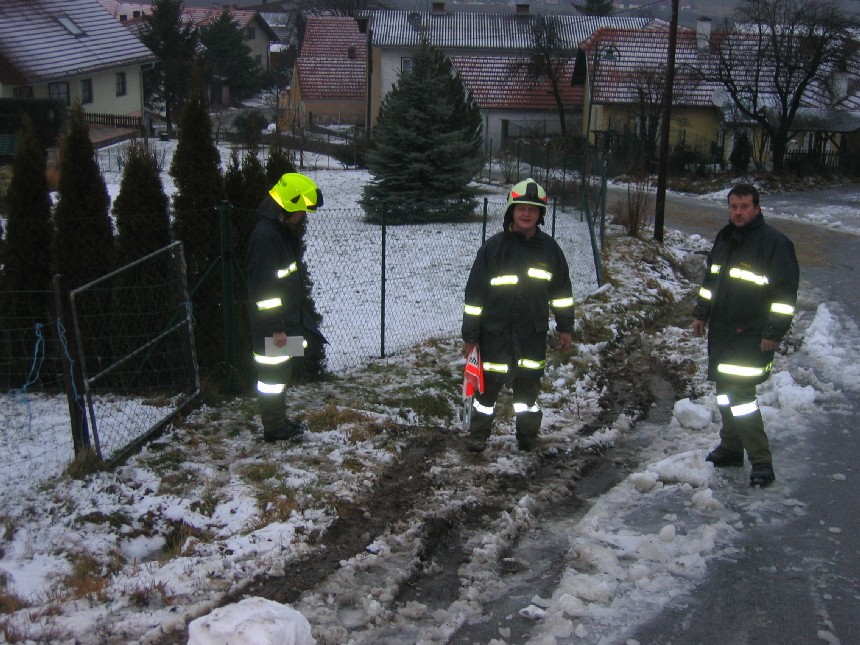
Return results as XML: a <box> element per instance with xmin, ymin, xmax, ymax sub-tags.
<box><xmin>157</xmin><ymin>304</ymin><xmax>695</xmax><ymax>644</ymax></box>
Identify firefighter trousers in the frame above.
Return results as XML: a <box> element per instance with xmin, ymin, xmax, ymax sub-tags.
<box><xmin>469</xmin><ymin>374</ymin><xmax>542</xmax><ymax>447</ymax></box>
<box><xmin>715</xmin><ymin>380</ymin><xmax>772</xmax><ymax>464</ymax></box>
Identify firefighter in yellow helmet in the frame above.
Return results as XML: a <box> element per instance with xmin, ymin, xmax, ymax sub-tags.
<box><xmin>246</xmin><ymin>173</ymin><xmax>325</xmax><ymax>442</ymax></box>
<box><xmin>461</xmin><ymin>178</ymin><xmax>575</xmax><ymax>452</ymax></box>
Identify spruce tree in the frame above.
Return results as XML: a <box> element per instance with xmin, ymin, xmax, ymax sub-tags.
<box><xmin>169</xmin><ymin>70</ymin><xmax>225</xmax><ymax>387</ymax></box>
<box><xmin>53</xmin><ymin>103</ymin><xmax>114</xmax><ymax>289</ymax></box>
<box><xmin>113</xmin><ymin>139</ymin><xmax>171</xmax><ymax>267</ymax></box>
<box><xmin>170</xmin><ymin>70</ymin><xmax>224</xmax><ymax>279</ymax></box>
<box><xmin>574</xmin><ymin>0</ymin><xmax>613</xmax><ymax>15</ymax></box>
<box><xmin>199</xmin><ymin>10</ymin><xmax>262</xmax><ymax>103</ymax></box>
<box><xmin>3</xmin><ymin>116</ymin><xmax>53</xmax><ymax>292</ymax></box>
<box><xmin>224</xmin><ymin>149</ymin><xmax>244</xmax><ymax>207</ymax></box>
<box><xmin>360</xmin><ymin>40</ymin><xmax>483</xmax><ymax>223</ymax></box>
<box><xmin>1</xmin><ymin>116</ymin><xmax>56</xmax><ymax>391</ymax></box>
<box><xmin>264</xmin><ymin>140</ymin><xmax>296</xmax><ymax>186</ymax></box>
<box><xmin>140</xmin><ymin>0</ymin><xmax>198</xmax><ymax>133</ymax></box>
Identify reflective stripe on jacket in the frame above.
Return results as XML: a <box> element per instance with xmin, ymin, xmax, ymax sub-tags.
<box><xmin>462</xmin><ymin>228</ymin><xmax>574</xmax><ymax>379</ymax></box>
<box><xmin>692</xmin><ymin>213</ymin><xmax>799</xmax><ymax>384</ymax></box>
<box><xmin>245</xmin><ymin>196</ymin><xmax>324</xmax><ymax>355</ymax></box>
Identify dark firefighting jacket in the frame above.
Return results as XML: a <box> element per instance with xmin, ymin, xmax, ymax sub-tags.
<box><xmin>246</xmin><ymin>196</ymin><xmax>325</xmax><ymax>359</ymax></box>
<box><xmin>462</xmin><ymin>228</ymin><xmax>575</xmax><ymax>380</ymax></box>
<box><xmin>692</xmin><ymin>212</ymin><xmax>799</xmax><ymax>384</ymax></box>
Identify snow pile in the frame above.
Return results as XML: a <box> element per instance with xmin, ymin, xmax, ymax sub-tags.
<box><xmin>188</xmin><ymin>597</ymin><xmax>314</xmax><ymax>645</ymax></box>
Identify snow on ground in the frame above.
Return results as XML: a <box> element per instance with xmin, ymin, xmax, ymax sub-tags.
<box><xmin>696</xmin><ymin>180</ymin><xmax>860</xmax><ymax>236</ymax></box>
<box><xmin>1</xmin><ymin>142</ymin><xmax>859</xmax><ymax>644</ymax></box>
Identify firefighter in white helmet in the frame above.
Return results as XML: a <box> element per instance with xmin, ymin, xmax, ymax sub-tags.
<box><xmin>461</xmin><ymin>178</ymin><xmax>575</xmax><ymax>452</ymax></box>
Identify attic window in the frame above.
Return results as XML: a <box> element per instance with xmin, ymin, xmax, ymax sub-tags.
<box><xmin>58</xmin><ymin>15</ymin><xmax>85</xmax><ymax>37</ymax></box>
<box><xmin>348</xmin><ymin>45</ymin><xmax>357</xmax><ymax>60</ymax></box>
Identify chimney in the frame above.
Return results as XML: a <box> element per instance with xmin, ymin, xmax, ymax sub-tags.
<box><xmin>515</xmin><ymin>3</ymin><xmax>530</xmax><ymax>14</ymax></box>
<box><xmin>696</xmin><ymin>17</ymin><xmax>712</xmax><ymax>51</ymax></box>
<box><xmin>431</xmin><ymin>2</ymin><xmax>445</xmax><ymax>13</ymax></box>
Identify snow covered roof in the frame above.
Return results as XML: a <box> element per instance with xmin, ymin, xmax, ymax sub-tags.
<box><xmin>580</xmin><ymin>27</ymin><xmax>720</xmax><ymax>107</ymax></box>
<box><xmin>0</xmin><ymin>0</ymin><xmax>156</xmax><ymax>84</ymax></box>
<box><xmin>364</xmin><ymin>9</ymin><xmax>653</xmax><ymax>51</ymax></box>
<box><xmin>295</xmin><ymin>16</ymin><xmax>366</xmax><ymax>101</ymax></box>
<box><xmin>451</xmin><ymin>55</ymin><xmax>583</xmax><ymax>110</ymax></box>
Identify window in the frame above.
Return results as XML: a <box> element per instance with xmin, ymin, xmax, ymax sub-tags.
<box><xmin>401</xmin><ymin>57</ymin><xmax>413</xmax><ymax>72</ymax></box>
<box><xmin>13</xmin><ymin>86</ymin><xmax>33</xmax><ymax>98</ymax></box>
<box><xmin>116</xmin><ymin>72</ymin><xmax>127</xmax><ymax>96</ymax></box>
<box><xmin>49</xmin><ymin>82</ymin><xmax>70</xmax><ymax>106</ymax></box>
<box><xmin>57</xmin><ymin>15</ymin><xmax>84</xmax><ymax>36</ymax></box>
<box><xmin>247</xmin><ymin>26</ymin><xmax>256</xmax><ymax>40</ymax></box>
<box><xmin>81</xmin><ymin>78</ymin><xmax>93</xmax><ymax>104</ymax></box>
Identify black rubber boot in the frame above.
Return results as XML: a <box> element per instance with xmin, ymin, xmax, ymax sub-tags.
<box><xmin>263</xmin><ymin>419</ymin><xmax>306</xmax><ymax>443</ymax></box>
<box><xmin>706</xmin><ymin>445</ymin><xmax>744</xmax><ymax>468</ymax></box>
<box><xmin>515</xmin><ymin>411</ymin><xmax>542</xmax><ymax>452</ymax></box>
<box><xmin>466</xmin><ymin>412</ymin><xmax>494</xmax><ymax>453</ymax></box>
<box><xmin>750</xmin><ymin>462</ymin><xmax>776</xmax><ymax>487</ymax></box>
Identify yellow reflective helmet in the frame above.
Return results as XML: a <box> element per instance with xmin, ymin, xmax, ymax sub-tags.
<box><xmin>268</xmin><ymin>173</ymin><xmax>323</xmax><ymax>213</ymax></box>
<box><xmin>503</xmin><ymin>177</ymin><xmax>547</xmax><ymax>228</ymax></box>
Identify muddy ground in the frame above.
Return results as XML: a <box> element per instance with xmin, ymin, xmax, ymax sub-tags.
<box><xmin>153</xmin><ymin>288</ymin><xmax>699</xmax><ymax>645</ymax></box>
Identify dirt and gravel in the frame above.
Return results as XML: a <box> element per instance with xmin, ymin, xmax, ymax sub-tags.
<box><xmin>152</xmin><ymin>277</ymin><xmax>701</xmax><ymax>644</ymax></box>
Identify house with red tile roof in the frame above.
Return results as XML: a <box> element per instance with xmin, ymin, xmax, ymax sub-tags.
<box><xmin>578</xmin><ymin>20</ymin><xmax>860</xmax><ymax>171</ymax></box>
<box><xmin>451</xmin><ymin>56</ymin><xmax>582</xmax><ymax>150</ymax></box>
<box><xmin>288</xmin><ymin>16</ymin><xmax>367</xmax><ymax>130</ymax></box>
<box><xmin>577</xmin><ymin>24</ymin><xmax>724</xmax><ymax>166</ymax></box>
<box><xmin>357</xmin><ymin>3</ymin><xmax>653</xmax><ymax>147</ymax></box>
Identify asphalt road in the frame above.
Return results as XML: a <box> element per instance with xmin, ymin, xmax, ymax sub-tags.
<box><xmin>625</xmin><ymin>185</ymin><xmax>860</xmax><ymax>645</ymax></box>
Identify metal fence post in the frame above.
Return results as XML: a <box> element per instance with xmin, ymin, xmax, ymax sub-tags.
<box><xmin>599</xmin><ymin>159</ymin><xmax>609</xmax><ymax>250</ymax></box>
<box><xmin>380</xmin><ymin>203</ymin><xmax>387</xmax><ymax>358</ymax></box>
<box><xmin>583</xmin><ymin>202</ymin><xmax>604</xmax><ymax>287</ymax></box>
<box><xmin>482</xmin><ymin>198</ymin><xmax>488</xmax><ymax>245</ymax></box>
<box><xmin>219</xmin><ymin>201</ymin><xmax>236</xmax><ymax>393</ymax></box>
<box><xmin>173</xmin><ymin>243</ymin><xmax>200</xmax><ymax>396</ymax></box>
<box><xmin>52</xmin><ymin>274</ymin><xmax>91</xmax><ymax>457</ymax></box>
<box><xmin>551</xmin><ymin>196</ymin><xmax>558</xmax><ymax>239</ymax></box>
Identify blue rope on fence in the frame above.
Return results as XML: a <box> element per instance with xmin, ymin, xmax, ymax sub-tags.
<box><xmin>11</xmin><ymin>322</ymin><xmax>46</xmax><ymax>398</ymax></box>
<box><xmin>55</xmin><ymin>319</ymin><xmax>85</xmax><ymax>411</ymax></box>
<box><xmin>8</xmin><ymin>322</ymin><xmax>48</xmax><ymax>431</ymax></box>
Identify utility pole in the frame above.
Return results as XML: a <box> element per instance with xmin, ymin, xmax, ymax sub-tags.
<box><xmin>654</xmin><ymin>0</ymin><xmax>679</xmax><ymax>243</ymax></box>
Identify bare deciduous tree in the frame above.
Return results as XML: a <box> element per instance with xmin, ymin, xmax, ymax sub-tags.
<box><xmin>510</xmin><ymin>15</ymin><xmax>574</xmax><ymax>136</ymax></box>
<box><xmin>692</xmin><ymin>0</ymin><xmax>860</xmax><ymax>173</ymax></box>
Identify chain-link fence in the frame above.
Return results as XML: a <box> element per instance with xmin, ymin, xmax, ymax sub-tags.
<box><xmin>0</xmin><ymin>244</ymin><xmax>199</xmax><ymax>504</ymax></box>
<box><xmin>69</xmin><ymin>242</ymin><xmax>199</xmax><ymax>465</ymax></box>
<box><xmin>0</xmin><ymin>192</ymin><xmax>598</xmax><ymax>497</ymax></box>
<box><xmin>217</xmin><ymin>199</ymin><xmax>597</xmax><ymax>377</ymax></box>
<box><xmin>0</xmin><ymin>289</ymin><xmax>73</xmax><ymax>493</ymax></box>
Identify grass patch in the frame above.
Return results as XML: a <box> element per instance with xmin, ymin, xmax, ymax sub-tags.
<box><xmin>126</xmin><ymin>579</ymin><xmax>175</xmax><ymax>608</ymax></box>
<box><xmin>380</xmin><ymin>388</ymin><xmax>456</xmax><ymax>422</ymax></box>
<box><xmin>189</xmin><ymin>479</ymin><xmax>221</xmax><ymax>517</ymax></box>
<box><xmin>65</xmin><ymin>449</ymin><xmax>106</xmax><ymax>480</ymax></box>
<box><xmin>250</xmin><ymin>483</ymin><xmax>299</xmax><ymax>527</ymax></box>
<box><xmin>238</xmin><ymin>460</ymin><xmax>280</xmax><ymax>484</ymax></box>
<box><xmin>61</xmin><ymin>550</ymin><xmax>120</xmax><ymax>601</ymax></box>
<box><xmin>0</xmin><ymin>586</ymin><xmax>29</xmax><ymax>614</ymax></box>
<box><xmin>162</xmin><ymin>520</ymin><xmax>214</xmax><ymax>559</ymax></box>
<box><xmin>306</xmin><ymin>405</ymin><xmax>371</xmax><ymax>432</ymax></box>
<box><xmin>158</xmin><ymin>467</ymin><xmax>199</xmax><ymax>496</ymax></box>
<box><xmin>73</xmin><ymin>510</ymin><xmax>133</xmax><ymax>531</ymax></box>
